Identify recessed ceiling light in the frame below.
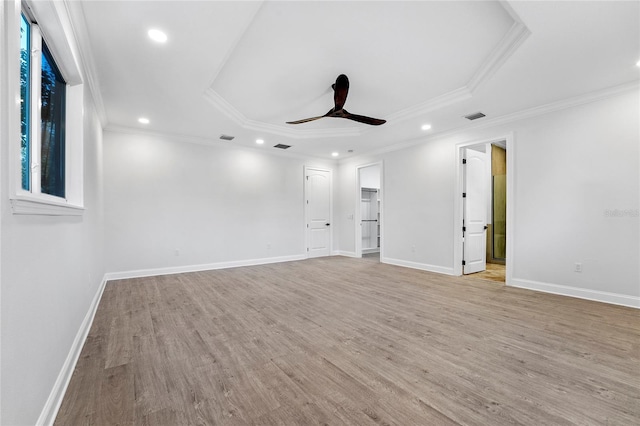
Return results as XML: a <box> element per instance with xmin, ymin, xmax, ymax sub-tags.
<box><xmin>256</xmin><ymin>139</ymin><xmax>264</xmax><ymax>145</ymax></box>
<box><xmin>148</xmin><ymin>29</ymin><xmax>167</xmax><ymax>43</ymax></box>
<box><xmin>331</xmin><ymin>152</ymin><xmax>339</xmax><ymax>157</ymax></box>
<box><xmin>138</xmin><ymin>117</ymin><xmax>150</xmax><ymax>124</ymax></box>
<box><xmin>421</xmin><ymin>124</ymin><xmax>432</xmax><ymax>131</ymax></box>
<box><xmin>636</xmin><ymin>59</ymin><xmax>640</xmax><ymax>67</ymax></box>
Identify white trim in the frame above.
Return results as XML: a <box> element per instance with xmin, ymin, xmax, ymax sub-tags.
<box><xmin>63</xmin><ymin>0</ymin><xmax>107</xmax><ymax>125</ymax></box>
<box><xmin>472</xmin><ymin>81</ymin><xmax>640</xmax><ymax>134</ymax></box>
<box><xmin>104</xmin><ymin>254</ymin><xmax>306</xmax><ymax>281</ymax></box>
<box><xmin>203</xmin><ymin>1</ymin><xmax>530</xmax><ymax>140</ymax></box>
<box><xmin>30</xmin><ymin>22</ymin><xmax>44</xmax><ymax>196</ymax></box>
<box><xmin>505</xmin><ymin>137</ymin><xmax>515</xmax><ymax>286</ymax></box>
<box><xmin>204</xmin><ymin>1</ymin><xmax>264</xmax><ymax>89</ymax></box>
<box><xmin>453</xmin><ymin>134</ymin><xmax>514</xmax><ymax>276</ymax></box>
<box><xmin>385</xmin><ymin>87</ymin><xmax>472</xmax><ymax>123</ymax></box>
<box><xmin>204</xmin><ymin>88</ymin><xmax>363</xmax><ymax>140</ymax></box>
<box><xmin>104</xmin><ymin>125</ymin><xmax>336</xmax><ymax>163</ymax></box>
<box><xmin>10</xmin><ymin>197</ymin><xmax>84</xmax><ymax>216</ymax></box>
<box><xmin>36</xmin><ymin>276</ymin><xmax>108</xmax><ymax>426</ymax></box>
<box><xmin>11</xmin><ymin>0</ymin><xmax>85</xmax><ymax>215</ymax></box>
<box><xmin>509</xmin><ymin>278</ymin><xmax>640</xmax><ymax>309</ymax></box>
<box><xmin>355</xmin><ymin>161</ymin><xmax>384</xmax><ymax>258</ymax></box>
<box><xmin>382</xmin><ymin>257</ymin><xmax>455</xmax><ymax>276</ymax></box>
<box><xmin>341</xmin><ymin>81</ymin><xmax>640</xmax><ymax>162</ymax></box>
<box><xmin>335</xmin><ymin>251</ymin><xmax>358</xmax><ymax>258</ymax></box>
<box><xmin>0</xmin><ymin>0</ymin><xmax>4</xmax><ymax>417</ymax></box>
<box><xmin>466</xmin><ymin>20</ymin><xmax>530</xmax><ymax>92</ymax></box>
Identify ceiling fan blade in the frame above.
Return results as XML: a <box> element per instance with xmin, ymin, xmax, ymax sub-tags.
<box><xmin>286</xmin><ymin>115</ymin><xmax>326</xmax><ymax>125</ymax></box>
<box><xmin>287</xmin><ymin>75</ymin><xmax>386</xmax><ymax>126</ymax></box>
<box><xmin>287</xmin><ymin>108</ymin><xmax>334</xmax><ymax>125</ymax></box>
<box><xmin>342</xmin><ymin>110</ymin><xmax>386</xmax><ymax>126</ymax></box>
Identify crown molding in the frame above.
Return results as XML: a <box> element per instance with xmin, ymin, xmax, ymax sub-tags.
<box><xmin>204</xmin><ymin>2</ymin><xmax>530</xmax><ymax>139</ymax></box>
<box><xmin>199</xmin><ymin>0</ymin><xmax>364</xmax><ymax>140</ymax></box>
<box><xmin>461</xmin><ymin>80</ymin><xmax>640</xmax><ymax>134</ymax></box>
<box><xmin>64</xmin><ymin>0</ymin><xmax>108</xmax><ymax>126</ymax></box>
<box><xmin>104</xmin><ymin>124</ymin><xmax>337</xmax><ymax>163</ymax></box>
<box><xmin>385</xmin><ymin>86</ymin><xmax>473</xmax><ymax>123</ymax></box>
<box><xmin>467</xmin><ymin>20</ymin><xmax>530</xmax><ymax>93</ymax></box>
<box><xmin>204</xmin><ymin>1</ymin><xmax>266</xmax><ymax>90</ymax></box>
<box><xmin>346</xmin><ymin>80</ymin><xmax>639</xmax><ymax>161</ymax></box>
<box><xmin>203</xmin><ymin>88</ymin><xmax>363</xmax><ymax>139</ymax></box>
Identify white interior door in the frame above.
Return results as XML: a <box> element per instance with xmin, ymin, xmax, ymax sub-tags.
<box><xmin>306</xmin><ymin>168</ymin><xmax>331</xmax><ymax>258</ymax></box>
<box><xmin>463</xmin><ymin>148</ymin><xmax>488</xmax><ymax>274</ymax></box>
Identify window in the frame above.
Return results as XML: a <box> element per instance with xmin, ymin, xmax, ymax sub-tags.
<box><xmin>40</xmin><ymin>43</ymin><xmax>66</xmax><ymax>197</ymax></box>
<box><xmin>8</xmin><ymin>2</ymin><xmax>85</xmax><ymax>215</ymax></box>
<box><xmin>20</xmin><ymin>12</ymin><xmax>67</xmax><ymax>199</ymax></box>
<box><xmin>20</xmin><ymin>13</ymin><xmax>30</xmax><ymax>191</ymax></box>
<box><xmin>11</xmin><ymin>1</ymin><xmax>84</xmax><ymax>216</ymax></box>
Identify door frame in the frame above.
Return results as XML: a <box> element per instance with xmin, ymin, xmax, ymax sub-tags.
<box><xmin>453</xmin><ymin>134</ymin><xmax>514</xmax><ymax>284</ymax></box>
<box><xmin>304</xmin><ymin>166</ymin><xmax>333</xmax><ymax>258</ymax></box>
<box><xmin>355</xmin><ymin>161</ymin><xmax>384</xmax><ymax>258</ymax></box>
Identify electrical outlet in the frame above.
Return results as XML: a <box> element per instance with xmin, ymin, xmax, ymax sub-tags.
<box><xmin>175</xmin><ymin>249</ymin><xmax>180</xmax><ymax>256</ymax></box>
<box><xmin>574</xmin><ymin>263</ymin><xmax>582</xmax><ymax>272</ymax></box>
<box><xmin>267</xmin><ymin>243</ymin><xmax>271</xmax><ymax>250</ymax></box>
<box><xmin>411</xmin><ymin>245</ymin><xmax>416</xmax><ymax>253</ymax></box>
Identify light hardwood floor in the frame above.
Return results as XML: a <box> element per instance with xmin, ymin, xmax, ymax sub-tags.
<box><xmin>55</xmin><ymin>257</ymin><xmax>640</xmax><ymax>425</ymax></box>
<box><xmin>469</xmin><ymin>263</ymin><xmax>506</xmax><ymax>283</ymax></box>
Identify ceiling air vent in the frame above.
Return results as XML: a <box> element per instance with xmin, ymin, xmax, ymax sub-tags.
<box><xmin>219</xmin><ymin>134</ymin><xmax>235</xmax><ymax>141</ymax></box>
<box><xmin>274</xmin><ymin>144</ymin><xmax>291</xmax><ymax>150</ymax></box>
<box><xmin>464</xmin><ymin>112</ymin><xmax>486</xmax><ymax>121</ymax></box>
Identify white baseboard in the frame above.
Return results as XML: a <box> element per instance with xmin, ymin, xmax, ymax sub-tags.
<box><xmin>509</xmin><ymin>278</ymin><xmax>640</xmax><ymax>309</ymax></box>
<box><xmin>334</xmin><ymin>250</ymin><xmax>358</xmax><ymax>258</ymax></box>
<box><xmin>104</xmin><ymin>254</ymin><xmax>307</xmax><ymax>281</ymax></box>
<box><xmin>36</xmin><ymin>276</ymin><xmax>108</xmax><ymax>426</ymax></box>
<box><xmin>381</xmin><ymin>257</ymin><xmax>455</xmax><ymax>276</ymax></box>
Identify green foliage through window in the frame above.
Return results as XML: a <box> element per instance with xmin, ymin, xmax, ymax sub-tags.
<box><xmin>41</xmin><ymin>43</ymin><xmax>66</xmax><ymax>198</ymax></box>
<box><xmin>20</xmin><ymin>14</ymin><xmax>30</xmax><ymax>191</ymax></box>
<box><xmin>19</xmin><ymin>13</ymin><xmax>67</xmax><ymax>198</ymax></box>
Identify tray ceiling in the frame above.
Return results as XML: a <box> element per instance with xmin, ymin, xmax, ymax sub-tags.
<box><xmin>76</xmin><ymin>1</ymin><xmax>640</xmax><ymax>158</ymax></box>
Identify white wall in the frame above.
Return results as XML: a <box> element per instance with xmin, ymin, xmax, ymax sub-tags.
<box><xmin>359</xmin><ymin>164</ymin><xmax>380</xmax><ymax>189</ymax></box>
<box><xmin>336</xmin><ymin>89</ymin><xmax>639</xmax><ymax>305</ymax></box>
<box><xmin>103</xmin><ymin>130</ymin><xmax>335</xmax><ymax>275</ymax></box>
<box><xmin>0</xmin><ymin>2</ymin><xmax>105</xmax><ymax>424</ymax></box>
<box><xmin>0</xmin><ymin>73</ymin><xmax>105</xmax><ymax>426</ymax></box>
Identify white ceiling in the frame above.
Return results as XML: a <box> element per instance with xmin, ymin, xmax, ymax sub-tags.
<box><xmin>75</xmin><ymin>1</ymin><xmax>640</xmax><ymax>159</ymax></box>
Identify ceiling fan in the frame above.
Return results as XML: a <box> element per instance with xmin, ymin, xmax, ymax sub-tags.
<box><xmin>286</xmin><ymin>74</ymin><xmax>386</xmax><ymax>126</ymax></box>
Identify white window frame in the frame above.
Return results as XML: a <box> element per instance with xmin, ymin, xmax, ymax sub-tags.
<box><xmin>7</xmin><ymin>1</ymin><xmax>84</xmax><ymax>216</ymax></box>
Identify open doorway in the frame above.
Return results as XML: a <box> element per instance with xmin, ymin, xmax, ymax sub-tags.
<box><xmin>455</xmin><ymin>136</ymin><xmax>512</xmax><ymax>283</ymax></box>
<box><xmin>356</xmin><ymin>162</ymin><xmax>383</xmax><ymax>261</ymax></box>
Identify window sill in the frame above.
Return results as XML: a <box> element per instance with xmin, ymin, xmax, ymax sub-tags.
<box><xmin>10</xmin><ymin>197</ymin><xmax>84</xmax><ymax>216</ymax></box>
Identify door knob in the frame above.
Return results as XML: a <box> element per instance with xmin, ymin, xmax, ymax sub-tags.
<box><xmin>325</xmin><ymin>223</ymin><xmax>331</xmax><ymax>226</ymax></box>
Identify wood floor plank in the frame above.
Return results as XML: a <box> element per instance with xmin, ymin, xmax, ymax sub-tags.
<box><xmin>55</xmin><ymin>257</ymin><xmax>640</xmax><ymax>425</ymax></box>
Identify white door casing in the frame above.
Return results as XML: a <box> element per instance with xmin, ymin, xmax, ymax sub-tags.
<box><xmin>305</xmin><ymin>167</ymin><xmax>331</xmax><ymax>258</ymax></box>
<box><xmin>463</xmin><ymin>148</ymin><xmax>488</xmax><ymax>274</ymax></box>
<box><xmin>355</xmin><ymin>162</ymin><xmax>383</xmax><ymax>258</ymax></box>
<box><xmin>361</xmin><ymin>189</ymin><xmax>379</xmax><ymax>251</ymax></box>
